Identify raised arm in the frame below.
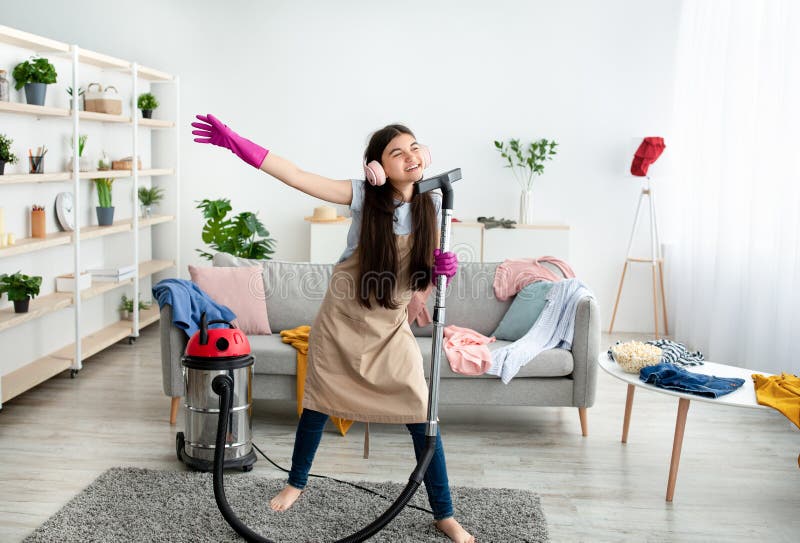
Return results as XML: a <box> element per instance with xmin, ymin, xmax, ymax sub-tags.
<box><xmin>192</xmin><ymin>113</ymin><xmax>353</xmax><ymax>205</ymax></box>
<box><xmin>259</xmin><ymin>153</ymin><xmax>352</xmax><ymax>205</ymax></box>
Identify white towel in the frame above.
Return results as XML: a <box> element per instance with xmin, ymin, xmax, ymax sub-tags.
<box><xmin>487</xmin><ymin>278</ymin><xmax>594</xmax><ymax>384</ymax></box>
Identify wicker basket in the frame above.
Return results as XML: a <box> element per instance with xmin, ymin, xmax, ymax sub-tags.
<box><xmin>85</xmin><ymin>83</ymin><xmax>122</xmax><ymax>115</ymax></box>
<box><xmin>111</xmin><ymin>156</ymin><xmax>143</xmax><ymax>170</ymax></box>
<box><xmin>611</xmin><ymin>341</ymin><xmax>662</xmax><ymax>373</ymax></box>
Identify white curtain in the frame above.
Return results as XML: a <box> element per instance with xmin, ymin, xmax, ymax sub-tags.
<box><xmin>666</xmin><ymin>0</ymin><xmax>800</xmax><ymax>374</ymax></box>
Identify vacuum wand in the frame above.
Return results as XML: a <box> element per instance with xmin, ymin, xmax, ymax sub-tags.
<box><xmin>414</xmin><ymin>168</ymin><xmax>461</xmax><ymax>437</ymax></box>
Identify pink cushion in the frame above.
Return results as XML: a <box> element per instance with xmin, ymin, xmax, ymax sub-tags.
<box><xmin>188</xmin><ymin>265</ymin><xmax>271</xmax><ymax>335</ymax></box>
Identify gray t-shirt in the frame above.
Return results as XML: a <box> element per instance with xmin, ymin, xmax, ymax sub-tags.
<box><xmin>337</xmin><ymin>179</ymin><xmax>442</xmax><ymax>264</ymax></box>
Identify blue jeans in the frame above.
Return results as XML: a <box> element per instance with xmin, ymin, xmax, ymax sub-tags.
<box><xmin>287</xmin><ymin>408</ymin><xmax>454</xmax><ymax>520</ymax></box>
<box><xmin>640</xmin><ymin>363</ymin><xmax>745</xmax><ymax>398</ymax></box>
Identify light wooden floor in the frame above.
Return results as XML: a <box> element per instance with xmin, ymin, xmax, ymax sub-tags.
<box><xmin>1</xmin><ymin>326</ymin><xmax>798</xmax><ymax>542</ymax></box>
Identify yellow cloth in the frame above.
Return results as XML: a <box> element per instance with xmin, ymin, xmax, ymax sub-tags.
<box><xmin>280</xmin><ymin>325</ymin><xmax>354</xmax><ymax>436</ymax></box>
<box><xmin>752</xmin><ymin>372</ymin><xmax>800</xmax><ymax>468</ymax></box>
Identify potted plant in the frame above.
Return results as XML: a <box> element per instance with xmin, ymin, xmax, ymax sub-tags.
<box><xmin>67</xmin><ymin>134</ymin><xmax>90</xmax><ymax>172</ymax></box>
<box><xmin>119</xmin><ymin>294</ymin><xmax>150</xmax><ymax>320</ymax></box>
<box><xmin>138</xmin><ymin>185</ymin><xmax>165</xmax><ymax>218</ymax></box>
<box><xmin>92</xmin><ymin>177</ymin><xmax>114</xmax><ymax>225</ymax></box>
<box><xmin>0</xmin><ymin>271</ymin><xmax>42</xmax><ymax>313</ymax></box>
<box><xmin>137</xmin><ymin>92</ymin><xmax>159</xmax><ymax>119</ymax></box>
<box><xmin>195</xmin><ymin>198</ymin><xmax>277</xmax><ymax>260</ymax></box>
<box><xmin>66</xmin><ymin>86</ymin><xmax>85</xmax><ymax>110</ymax></box>
<box><xmin>12</xmin><ymin>56</ymin><xmax>58</xmax><ymax>106</ymax></box>
<box><xmin>494</xmin><ymin>138</ymin><xmax>558</xmax><ymax>224</ymax></box>
<box><xmin>0</xmin><ymin>133</ymin><xmax>19</xmax><ymax>175</ymax></box>
<box><xmin>97</xmin><ymin>150</ymin><xmax>111</xmax><ymax>171</ymax></box>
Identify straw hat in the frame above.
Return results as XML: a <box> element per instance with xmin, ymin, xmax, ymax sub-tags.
<box><xmin>304</xmin><ymin>205</ymin><xmax>348</xmax><ymax>223</ymax></box>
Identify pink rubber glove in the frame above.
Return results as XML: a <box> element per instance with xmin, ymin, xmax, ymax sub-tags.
<box><xmin>432</xmin><ymin>249</ymin><xmax>458</xmax><ymax>287</ymax></box>
<box><xmin>191</xmin><ymin>113</ymin><xmax>269</xmax><ymax>169</ymax></box>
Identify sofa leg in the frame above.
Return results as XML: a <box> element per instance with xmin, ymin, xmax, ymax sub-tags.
<box><xmin>170</xmin><ymin>396</ymin><xmax>181</xmax><ymax>425</ymax></box>
<box><xmin>578</xmin><ymin>407</ymin><xmax>588</xmax><ymax>437</ymax></box>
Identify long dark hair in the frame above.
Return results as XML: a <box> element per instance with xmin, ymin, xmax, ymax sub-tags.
<box><xmin>357</xmin><ymin>124</ymin><xmax>437</xmax><ymax>310</ymax></box>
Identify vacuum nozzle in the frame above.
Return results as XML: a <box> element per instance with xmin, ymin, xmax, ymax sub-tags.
<box><xmin>414</xmin><ymin>168</ymin><xmax>461</xmax><ymax>210</ymax></box>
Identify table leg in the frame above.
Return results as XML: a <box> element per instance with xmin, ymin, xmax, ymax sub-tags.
<box><xmin>666</xmin><ymin>398</ymin><xmax>691</xmax><ymax>502</ymax></box>
<box><xmin>622</xmin><ymin>384</ymin><xmax>635</xmax><ymax>443</ymax></box>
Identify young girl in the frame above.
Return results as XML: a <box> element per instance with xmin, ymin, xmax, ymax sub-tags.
<box><xmin>192</xmin><ymin>114</ymin><xmax>474</xmax><ymax>543</ymax></box>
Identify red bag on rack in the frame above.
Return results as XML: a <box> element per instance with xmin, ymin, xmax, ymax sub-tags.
<box><xmin>630</xmin><ymin>137</ymin><xmax>666</xmax><ymax>176</ymax></box>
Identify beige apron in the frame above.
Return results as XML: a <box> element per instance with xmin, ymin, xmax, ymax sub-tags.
<box><xmin>303</xmin><ymin>233</ymin><xmax>429</xmax><ymax>424</ymax></box>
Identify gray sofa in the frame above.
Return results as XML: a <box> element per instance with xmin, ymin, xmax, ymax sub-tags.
<box><xmin>160</xmin><ymin>253</ymin><xmax>600</xmax><ymax>435</ymax></box>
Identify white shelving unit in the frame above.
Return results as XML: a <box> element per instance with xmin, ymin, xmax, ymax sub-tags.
<box><xmin>0</xmin><ymin>25</ymin><xmax>180</xmax><ymax>408</ymax></box>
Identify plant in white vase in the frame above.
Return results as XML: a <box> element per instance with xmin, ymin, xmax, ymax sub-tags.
<box><xmin>494</xmin><ymin>138</ymin><xmax>558</xmax><ymax>224</ymax></box>
<box><xmin>67</xmin><ymin>134</ymin><xmax>90</xmax><ymax>171</ymax></box>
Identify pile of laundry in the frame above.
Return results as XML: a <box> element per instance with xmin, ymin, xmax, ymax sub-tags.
<box><xmin>408</xmin><ymin>256</ymin><xmax>595</xmax><ymax>382</ymax></box>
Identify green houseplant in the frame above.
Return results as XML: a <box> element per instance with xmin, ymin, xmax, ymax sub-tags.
<box><xmin>119</xmin><ymin>294</ymin><xmax>150</xmax><ymax>320</ymax></box>
<box><xmin>66</xmin><ymin>86</ymin><xmax>85</xmax><ymax>110</ymax></box>
<box><xmin>138</xmin><ymin>186</ymin><xmax>165</xmax><ymax>217</ymax></box>
<box><xmin>68</xmin><ymin>134</ymin><xmax>90</xmax><ymax>171</ymax></box>
<box><xmin>196</xmin><ymin>198</ymin><xmax>276</xmax><ymax>260</ymax></box>
<box><xmin>92</xmin><ymin>177</ymin><xmax>114</xmax><ymax>225</ymax></box>
<box><xmin>137</xmin><ymin>92</ymin><xmax>159</xmax><ymax>119</ymax></box>
<box><xmin>12</xmin><ymin>56</ymin><xmax>58</xmax><ymax>106</ymax></box>
<box><xmin>0</xmin><ymin>271</ymin><xmax>42</xmax><ymax>313</ymax></box>
<box><xmin>494</xmin><ymin>138</ymin><xmax>559</xmax><ymax>224</ymax></box>
<box><xmin>0</xmin><ymin>133</ymin><xmax>19</xmax><ymax>175</ymax></box>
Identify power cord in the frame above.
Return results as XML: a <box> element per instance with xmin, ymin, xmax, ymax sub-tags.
<box><xmin>251</xmin><ymin>441</ymin><xmax>434</xmax><ymax>515</ymax></box>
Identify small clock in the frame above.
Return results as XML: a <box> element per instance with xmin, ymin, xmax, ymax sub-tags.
<box><xmin>55</xmin><ymin>192</ymin><xmax>75</xmax><ymax>231</ymax></box>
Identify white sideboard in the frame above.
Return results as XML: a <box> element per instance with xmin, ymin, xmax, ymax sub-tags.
<box><xmin>308</xmin><ymin>220</ymin><xmax>570</xmax><ymax>264</ymax></box>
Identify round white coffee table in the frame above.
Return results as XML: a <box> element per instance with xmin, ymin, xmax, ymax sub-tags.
<box><xmin>598</xmin><ymin>353</ymin><xmax>771</xmax><ymax>502</ymax></box>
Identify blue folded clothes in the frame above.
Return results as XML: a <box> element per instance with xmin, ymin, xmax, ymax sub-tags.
<box><xmin>152</xmin><ymin>278</ymin><xmax>236</xmax><ymax>338</ymax></box>
<box><xmin>639</xmin><ymin>363</ymin><xmax>744</xmax><ymax>398</ymax></box>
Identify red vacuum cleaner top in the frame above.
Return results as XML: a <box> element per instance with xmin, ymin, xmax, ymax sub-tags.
<box><xmin>185</xmin><ymin>315</ymin><xmax>251</xmax><ymax>359</ymax></box>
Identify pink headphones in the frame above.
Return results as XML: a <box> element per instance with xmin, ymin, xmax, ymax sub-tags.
<box><xmin>363</xmin><ymin>144</ymin><xmax>432</xmax><ymax>186</ymax></box>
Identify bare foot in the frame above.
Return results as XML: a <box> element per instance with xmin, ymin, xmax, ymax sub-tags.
<box><xmin>435</xmin><ymin>517</ymin><xmax>475</xmax><ymax>543</ymax></box>
<box><xmin>268</xmin><ymin>484</ymin><xmax>303</xmax><ymax>512</ymax></box>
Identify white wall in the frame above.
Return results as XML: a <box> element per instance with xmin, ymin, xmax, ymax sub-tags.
<box><xmin>3</xmin><ymin>0</ymin><xmax>683</xmax><ymax>333</ymax></box>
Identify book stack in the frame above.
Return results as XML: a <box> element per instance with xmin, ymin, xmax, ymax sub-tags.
<box><xmin>87</xmin><ymin>264</ymin><xmax>137</xmax><ymax>282</ymax></box>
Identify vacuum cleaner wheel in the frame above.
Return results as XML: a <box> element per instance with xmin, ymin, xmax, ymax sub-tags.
<box><xmin>176</xmin><ymin>431</ymin><xmax>185</xmax><ymax>462</ymax></box>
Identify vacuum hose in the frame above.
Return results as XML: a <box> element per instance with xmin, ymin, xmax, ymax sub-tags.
<box><xmin>211</xmin><ymin>374</ymin><xmax>436</xmax><ymax>543</ymax></box>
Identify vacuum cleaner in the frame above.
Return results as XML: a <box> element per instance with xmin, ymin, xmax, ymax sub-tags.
<box><xmin>176</xmin><ymin>314</ymin><xmax>257</xmax><ymax>472</ymax></box>
<box><xmin>186</xmin><ymin>168</ymin><xmax>461</xmax><ymax>542</ymax></box>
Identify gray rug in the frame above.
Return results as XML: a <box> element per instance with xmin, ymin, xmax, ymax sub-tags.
<box><xmin>24</xmin><ymin>467</ymin><xmax>548</xmax><ymax>542</ymax></box>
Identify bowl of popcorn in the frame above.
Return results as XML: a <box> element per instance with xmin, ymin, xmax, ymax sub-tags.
<box><xmin>610</xmin><ymin>341</ymin><xmax>663</xmax><ymax>373</ymax></box>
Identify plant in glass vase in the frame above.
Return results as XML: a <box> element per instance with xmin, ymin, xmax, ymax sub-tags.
<box><xmin>66</xmin><ymin>86</ymin><xmax>85</xmax><ymax>110</ymax></box>
<box><xmin>138</xmin><ymin>185</ymin><xmax>164</xmax><ymax>218</ymax></box>
<box><xmin>494</xmin><ymin>138</ymin><xmax>558</xmax><ymax>224</ymax></box>
<box><xmin>68</xmin><ymin>134</ymin><xmax>90</xmax><ymax>171</ymax></box>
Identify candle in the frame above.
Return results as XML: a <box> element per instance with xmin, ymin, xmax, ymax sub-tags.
<box><xmin>0</xmin><ymin>207</ymin><xmax>5</xmax><ymax>233</ymax></box>
<box><xmin>7</xmin><ymin>233</ymin><xmax>14</xmax><ymax>245</ymax></box>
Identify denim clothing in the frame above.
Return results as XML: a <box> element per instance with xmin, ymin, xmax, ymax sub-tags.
<box><xmin>288</xmin><ymin>408</ymin><xmax>454</xmax><ymax>520</ymax></box>
<box><xmin>639</xmin><ymin>363</ymin><xmax>745</xmax><ymax>398</ymax></box>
